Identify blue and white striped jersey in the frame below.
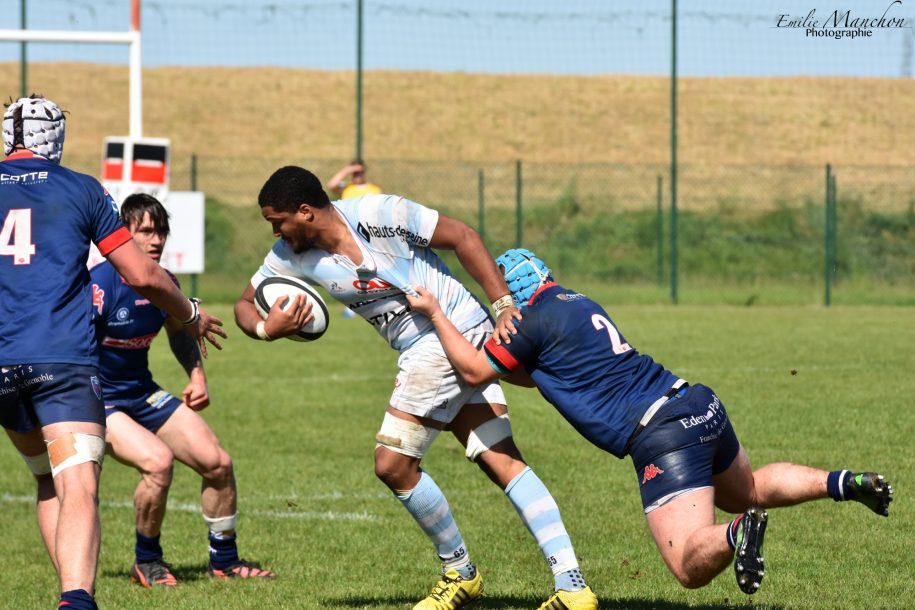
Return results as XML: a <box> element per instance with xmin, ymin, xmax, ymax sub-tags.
<box><xmin>252</xmin><ymin>194</ymin><xmax>489</xmax><ymax>351</ymax></box>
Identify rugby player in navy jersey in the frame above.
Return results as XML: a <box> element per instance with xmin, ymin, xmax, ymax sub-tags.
<box><xmin>406</xmin><ymin>248</ymin><xmax>894</xmax><ymax>597</ymax></box>
<box><xmin>0</xmin><ymin>95</ymin><xmax>224</xmax><ymax>610</ymax></box>
<box><xmin>91</xmin><ymin>194</ymin><xmax>273</xmax><ymax>588</ymax></box>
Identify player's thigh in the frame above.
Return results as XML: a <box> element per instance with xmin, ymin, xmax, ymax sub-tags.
<box><xmin>448</xmin><ymin>401</ymin><xmax>508</xmax><ymax>444</ymax></box>
<box><xmin>712</xmin><ymin>444</ymin><xmax>756</xmax><ymax>513</ymax></box>
<box><xmin>105</xmin><ymin>410</ymin><xmax>172</xmax><ymax>473</ymax></box>
<box><xmin>156</xmin><ymin>404</ymin><xmax>226</xmax><ymax>474</ymax></box>
<box><xmin>5</xmin><ymin>426</ymin><xmax>47</xmax><ymax>456</ymax></box>
<box><xmin>645</xmin><ymin>486</ymin><xmax>716</xmax><ymax>568</ymax></box>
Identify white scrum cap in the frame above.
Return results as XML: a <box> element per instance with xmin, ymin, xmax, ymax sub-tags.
<box><xmin>3</xmin><ymin>96</ymin><xmax>66</xmax><ymax>163</ymax></box>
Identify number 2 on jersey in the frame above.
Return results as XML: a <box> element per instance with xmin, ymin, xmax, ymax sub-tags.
<box><xmin>0</xmin><ymin>208</ymin><xmax>36</xmax><ymax>265</ymax></box>
<box><xmin>591</xmin><ymin>313</ymin><xmax>632</xmax><ymax>354</ymax></box>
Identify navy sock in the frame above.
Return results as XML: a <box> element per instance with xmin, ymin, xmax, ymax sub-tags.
<box><xmin>208</xmin><ymin>532</ymin><xmax>239</xmax><ymax>569</ymax></box>
<box><xmin>827</xmin><ymin>470</ymin><xmax>851</xmax><ymax>502</ymax></box>
<box><xmin>725</xmin><ymin>514</ymin><xmax>744</xmax><ymax>551</ymax></box>
<box><xmin>59</xmin><ymin>589</ymin><xmax>97</xmax><ymax>610</ymax></box>
<box><xmin>135</xmin><ymin>530</ymin><xmax>163</xmax><ymax>563</ymax></box>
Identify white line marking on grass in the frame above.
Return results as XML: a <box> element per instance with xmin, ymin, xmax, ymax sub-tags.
<box><xmin>1</xmin><ymin>493</ymin><xmax>378</xmax><ymax>522</ymax></box>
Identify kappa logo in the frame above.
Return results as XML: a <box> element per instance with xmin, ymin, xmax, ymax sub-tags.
<box><xmin>642</xmin><ymin>463</ymin><xmax>665</xmax><ymax>484</ymax></box>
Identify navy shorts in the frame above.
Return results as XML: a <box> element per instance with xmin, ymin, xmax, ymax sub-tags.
<box><xmin>105</xmin><ymin>388</ymin><xmax>182</xmax><ymax>433</ymax></box>
<box><xmin>0</xmin><ymin>363</ymin><xmax>106</xmax><ymax>433</ymax></box>
<box><xmin>628</xmin><ymin>384</ymin><xmax>741</xmax><ymax>512</ymax></box>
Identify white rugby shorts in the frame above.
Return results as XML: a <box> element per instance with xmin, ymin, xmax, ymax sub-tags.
<box><xmin>390</xmin><ymin>320</ymin><xmax>505</xmax><ymax>423</ymax></box>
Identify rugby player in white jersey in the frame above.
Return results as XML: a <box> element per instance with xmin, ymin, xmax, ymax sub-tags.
<box><xmin>234</xmin><ymin>166</ymin><xmax>598</xmax><ymax>610</ymax></box>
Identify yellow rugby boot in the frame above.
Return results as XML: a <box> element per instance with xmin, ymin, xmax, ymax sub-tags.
<box><xmin>413</xmin><ymin>568</ymin><xmax>483</xmax><ymax>610</ymax></box>
<box><xmin>537</xmin><ymin>585</ymin><xmax>598</xmax><ymax>610</ymax></box>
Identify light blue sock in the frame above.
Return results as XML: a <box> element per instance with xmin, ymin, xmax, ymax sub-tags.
<box><xmin>397</xmin><ymin>470</ymin><xmax>474</xmax><ymax>579</ymax></box>
<box><xmin>505</xmin><ymin>466</ymin><xmax>585</xmax><ymax>592</ymax></box>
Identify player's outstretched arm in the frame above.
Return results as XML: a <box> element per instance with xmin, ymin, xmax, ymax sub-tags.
<box><xmin>164</xmin><ymin>317</ymin><xmax>210</xmax><ymax>410</ymax></box>
<box><xmin>407</xmin><ymin>286</ymin><xmax>501</xmax><ymax>386</ymax></box>
<box><xmin>234</xmin><ymin>283</ymin><xmax>313</xmax><ymax>341</ymax></box>
<box><xmin>107</xmin><ymin>239</ymin><xmax>226</xmax><ymax>357</ymax></box>
<box><xmin>428</xmin><ymin>213</ymin><xmax>521</xmax><ymax>343</ymax></box>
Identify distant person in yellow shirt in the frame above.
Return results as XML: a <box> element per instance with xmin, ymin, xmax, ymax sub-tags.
<box><xmin>327</xmin><ymin>159</ymin><xmax>382</xmax><ymax>199</ymax></box>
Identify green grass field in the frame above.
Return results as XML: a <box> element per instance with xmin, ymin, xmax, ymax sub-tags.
<box><xmin>1</xmin><ymin>302</ymin><xmax>912</xmax><ymax>609</ymax></box>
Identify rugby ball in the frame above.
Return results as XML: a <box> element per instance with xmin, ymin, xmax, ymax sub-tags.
<box><xmin>253</xmin><ymin>275</ymin><xmax>329</xmax><ymax>342</ymax></box>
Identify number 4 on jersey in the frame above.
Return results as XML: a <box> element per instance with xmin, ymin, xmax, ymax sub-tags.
<box><xmin>0</xmin><ymin>209</ymin><xmax>36</xmax><ymax>265</ymax></box>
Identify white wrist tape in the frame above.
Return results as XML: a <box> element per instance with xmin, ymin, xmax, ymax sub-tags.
<box><xmin>182</xmin><ymin>298</ymin><xmax>201</xmax><ymax>325</ymax></box>
<box><xmin>255</xmin><ymin>320</ymin><xmax>272</xmax><ymax>341</ymax></box>
<box><xmin>492</xmin><ymin>294</ymin><xmax>514</xmax><ymax>317</ymax></box>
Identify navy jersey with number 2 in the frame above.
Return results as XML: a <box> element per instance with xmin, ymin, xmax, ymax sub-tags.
<box><xmin>484</xmin><ymin>282</ymin><xmax>678</xmax><ymax>458</ymax></box>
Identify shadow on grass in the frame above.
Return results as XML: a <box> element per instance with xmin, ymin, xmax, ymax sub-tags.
<box><xmin>101</xmin><ymin>561</ymin><xmax>210</xmax><ymax>584</ymax></box>
<box><xmin>327</xmin><ymin>593</ymin><xmax>786</xmax><ymax>609</ymax></box>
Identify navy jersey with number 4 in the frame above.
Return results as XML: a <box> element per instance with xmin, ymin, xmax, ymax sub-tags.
<box><xmin>90</xmin><ymin>260</ymin><xmax>173</xmax><ymax>400</ymax></box>
<box><xmin>0</xmin><ymin>152</ymin><xmax>131</xmax><ymax>365</ymax></box>
<box><xmin>484</xmin><ymin>282</ymin><xmax>678</xmax><ymax>458</ymax></box>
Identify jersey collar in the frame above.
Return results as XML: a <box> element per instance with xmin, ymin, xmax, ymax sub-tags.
<box><xmin>3</xmin><ymin>150</ymin><xmax>47</xmax><ymax>161</ymax></box>
<box><xmin>527</xmin><ymin>281</ymin><xmax>558</xmax><ymax>306</ymax></box>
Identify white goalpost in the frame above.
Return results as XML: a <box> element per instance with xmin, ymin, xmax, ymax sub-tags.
<box><xmin>0</xmin><ymin>0</ymin><xmax>204</xmax><ymax>277</ymax></box>
<box><xmin>0</xmin><ymin>0</ymin><xmax>144</xmax><ymax>138</ymax></box>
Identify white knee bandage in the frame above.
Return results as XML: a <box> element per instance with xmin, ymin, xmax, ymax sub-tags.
<box><xmin>465</xmin><ymin>414</ymin><xmax>512</xmax><ymax>461</ymax></box>
<box><xmin>47</xmin><ymin>432</ymin><xmax>105</xmax><ymax>477</ymax></box>
<box><xmin>20</xmin><ymin>451</ymin><xmax>52</xmax><ymax>476</ymax></box>
<box><xmin>375</xmin><ymin>412</ymin><xmax>441</xmax><ymax>459</ymax></box>
<box><xmin>203</xmin><ymin>512</ymin><xmax>238</xmax><ymax>534</ymax></box>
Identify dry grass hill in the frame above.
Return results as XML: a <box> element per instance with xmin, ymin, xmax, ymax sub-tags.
<box><xmin>1</xmin><ymin>62</ymin><xmax>913</xmax><ymax>166</ymax></box>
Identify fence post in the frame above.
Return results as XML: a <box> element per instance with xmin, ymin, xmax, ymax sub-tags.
<box><xmin>478</xmin><ymin>169</ymin><xmax>485</xmax><ymax>244</ymax></box>
<box><xmin>669</xmin><ymin>0</ymin><xmax>679</xmax><ymax>304</ymax></box>
<box><xmin>354</xmin><ymin>0</ymin><xmax>364</xmax><ymax>159</ymax></box>
<box><xmin>515</xmin><ymin>160</ymin><xmax>522</xmax><ymax>248</ymax></box>
<box><xmin>19</xmin><ymin>0</ymin><xmax>27</xmax><ymax>98</ymax></box>
<box><xmin>824</xmin><ymin>163</ymin><xmax>832</xmax><ymax>306</ymax></box>
<box><xmin>190</xmin><ymin>153</ymin><xmax>199</xmax><ymax>298</ymax></box>
<box><xmin>830</xmin><ymin>172</ymin><xmax>837</xmax><ymax>298</ymax></box>
<box><xmin>656</xmin><ymin>174</ymin><xmax>664</xmax><ymax>285</ymax></box>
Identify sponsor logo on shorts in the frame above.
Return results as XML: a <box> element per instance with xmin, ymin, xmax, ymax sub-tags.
<box><xmin>90</xmin><ymin>376</ymin><xmax>102</xmax><ymax>400</ymax></box>
<box><xmin>146</xmin><ymin>390</ymin><xmax>172</xmax><ymax>410</ymax></box>
<box><xmin>678</xmin><ymin>394</ymin><xmax>723</xmax><ymax>430</ymax></box>
<box><xmin>0</xmin><ymin>366</ymin><xmax>52</xmax><ymax>395</ymax></box>
<box><xmin>642</xmin><ymin>463</ymin><xmax>665</xmax><ymax>484</ymax></box>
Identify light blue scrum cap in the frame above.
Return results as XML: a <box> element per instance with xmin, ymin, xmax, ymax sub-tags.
<box><xmin>495</xmin><ymin>248</ymin><xmax>552</xmax><ymax>308</ymax></box>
